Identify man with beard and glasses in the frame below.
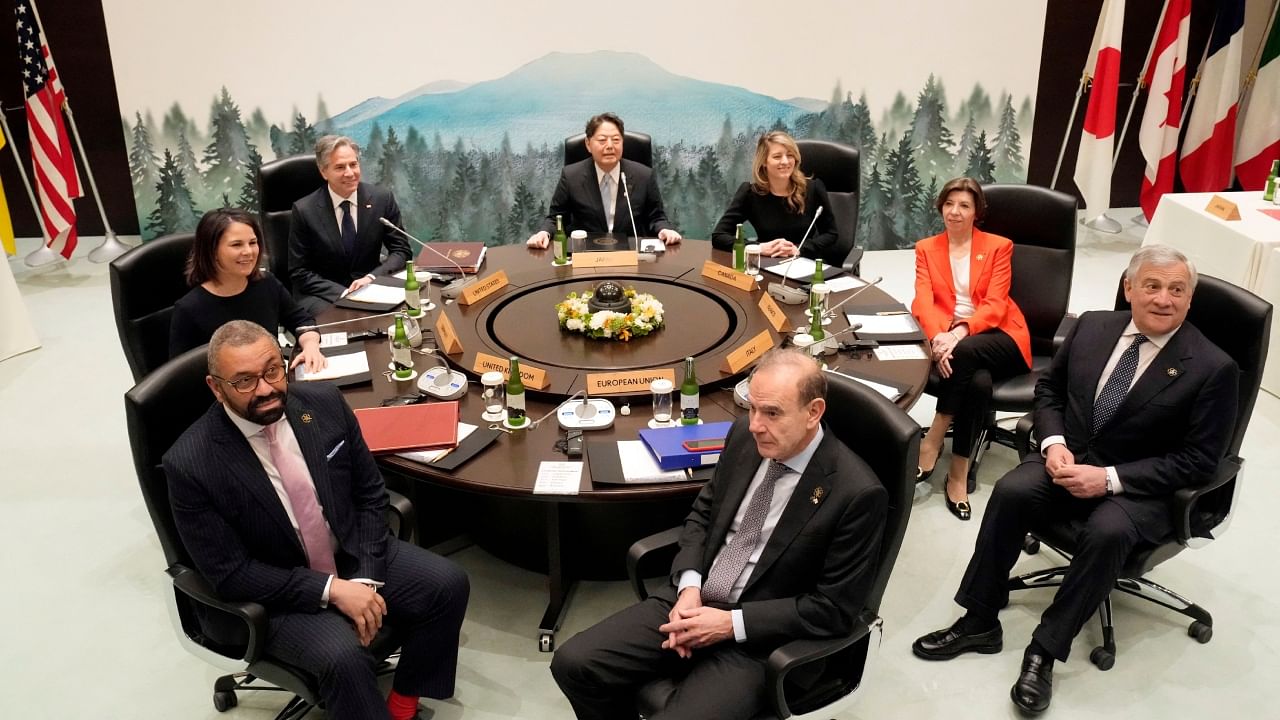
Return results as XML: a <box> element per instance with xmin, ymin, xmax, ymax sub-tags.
<box><xmin>163</xmin><ymin>320</ymin><xmax>469</xmax><ymax>720</ymax></box>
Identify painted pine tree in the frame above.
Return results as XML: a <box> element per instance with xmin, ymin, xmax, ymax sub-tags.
<box><xmin>148</xmin><ymin>149</ymin><xmax>200</xmax><ymax>236</ymax></box>
<box><xmin>991</xmin><ymin>94</ymin><xmax>1024</xmax><ymax>182</ymax></box>
<box><xmin>202</xmin><ymin>88</ymin><xmax>258</xmax><ymax>209</ymax></box>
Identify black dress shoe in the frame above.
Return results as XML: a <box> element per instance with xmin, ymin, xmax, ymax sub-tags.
<box><xmin>943</xmin><ymin>475</ymin><xmax>971</xmax><ymax>520</ymax></box>
<box><xmin>917</xmin><ymin>465</ymin><xmax>935</xmax><ymax>482</ymax></box>
<box><xmin>912</xmin><ymin>618</ymin><xmax>1003</xmax><ymax>660</ymax></box>
<box><xmin>1010</xmin><ymin>652</ymin><xmax>1053</xmax><ymax>714</ymax></box>
<box><xmin>967</xmin><ymin>472</ymin><xmax>977</xmax><ymax>494</ymax></box>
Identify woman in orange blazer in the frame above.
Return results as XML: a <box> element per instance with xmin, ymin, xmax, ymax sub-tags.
<box><xmin>912</xmin><ymin>178</ymin><xmax>1031</xmax><ymax>520</ymax></box>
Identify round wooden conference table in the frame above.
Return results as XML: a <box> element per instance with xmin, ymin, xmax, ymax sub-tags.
<box><xmin>320</xmin><ymin>240</ymin><xmax>929</xmax><ymax>650</ymax></box>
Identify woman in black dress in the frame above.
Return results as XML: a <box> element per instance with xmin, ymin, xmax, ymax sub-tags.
<box><xmin>169</xmin><ymin>208</ymin><xmax>327</xmax><ymax>372</ymax></box>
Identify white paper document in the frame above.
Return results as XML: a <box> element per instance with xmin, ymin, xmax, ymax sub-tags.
<box><xmin>617</xmin><ymin>440</ymin><xmax>687</xmax><ymax>483</ymax></box>
<box><xmin>824</xmin><ymin>275</ymin><xmax>867</xmax><ymax>293</ymax></box>
<box><xmin>534</xmin><ymin>461</ymin><xmax>584</xmax><ymax>495</ymax></box>
<box><xmin>295</xmin><ymin>351</ymin><xmax>370</xmax><ymax>381</ymax></box>
<box><xmin>845</xmin><ymin>312</ymin><xmax>921</xmax><ymax>335</ymax></box>
<box><xmin>345</xmin><ymin>284</ymin><xmax>406</xmax><ymax>305</ymax></box>
<box><xmin>319</xmin><ymin>332</ymin><xmax>348</xmax><ymax>348</ymax></box>
<box><xmin>765</xmin><ymin>257</ymin><xmax>820</xmax><ymax>280</ymax></box>
<box><xmin>826</xmin><ymin>370</ymin><xmax>902</xmax><ymax>401</ymax></box>
<box><xmin>874</xmin><ymin>345</ymin><xmax>929</xmax><ymax>361</ymax></box>
<box><xmin>398</xmin><ymin>423</ymin><xmax>478</xmax><ymax>464</ymax></box>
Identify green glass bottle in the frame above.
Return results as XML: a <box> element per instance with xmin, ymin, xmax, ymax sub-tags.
<box><xmin>404</xmin><ymin>260</ymin><xmax>421</xmax><ymax>316</ymax></box>
<box><xmin>1265</xmin><ymin>160</ymin><xmax>1279</xmax><ymax>203</ymax></box>
<box><xmin>810</xmin><ymin>259</ymin><xmax>825</xmax><ymax>311</ymax></box>
<box><xmin>733</xmin><ymin>223</ymin><xmax>746</xmax><ymax>272</ymax></box>
<box><xmin>553</xmin><ymin>214</ymin><xmax>568</xmax><ymax>265</ymax></box>
<box><xmin>808</xmin><ymin>306</ymin><xmax>825</xmax><ymax>342</ymax></box>
<box><xmin>506</xmin><ymin>357</ymin><xmax>527</xmax><ymax>427</ymax></box>
<box><xmin>392</xmin><ymin>315</ymin><xmax>412</xmax><ymax>377</ymax></box>
<box><xmin>679</xmin><ymin>357</ymin><xmax>700</xmax><ymax>425</ymax></box>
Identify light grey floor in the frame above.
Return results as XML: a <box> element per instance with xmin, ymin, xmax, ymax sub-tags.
<box><xmin>3</xmin><ymin>214</ymin><xmax>1276</xmax><ymax>719</ymax></box>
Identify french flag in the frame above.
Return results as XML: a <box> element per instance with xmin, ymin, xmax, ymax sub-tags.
<box><xmin>1074</xmin><ymin>0</ymin><xmax>1126</xmax><ymax>221</ymax></box>
<box><xmin>1179</xmin><ymin>0</ymin><xmax>1244</xmax><ymax>192</ymax></box>
<box><xmin>1138</xmin><ymin>0</ymin><xmax>1190</xmax><ymax>221</ymax></box>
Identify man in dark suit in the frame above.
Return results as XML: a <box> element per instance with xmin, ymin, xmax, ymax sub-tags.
<box><xmin>288</xmin><ymin>135</ymin><xmax>412</xmax><ymax>315</ymax></box>
<box><xmin>912</xmin><ymin>245</ymin><xmax>1238</xmax><ymax>714</ymax></box>
<box><xmin>551</xmin><ymin>348</ymin><xmax>887</xmax><ymax>720</ymax></box>
<box><xmin>527</xmin><ymin>112</ymin><xmax>682</xmax><ymax>248</ymax></box>
<box><xmin>163</xmin><ymin>320</ymin><xmax>469</xmax><ymax>720</ymax></box>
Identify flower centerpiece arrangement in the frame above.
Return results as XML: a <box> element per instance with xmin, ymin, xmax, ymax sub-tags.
<box><xmin>556</xmin><ymin>281</ymin><xmax>665</xmax><ymax>342</ymax></box>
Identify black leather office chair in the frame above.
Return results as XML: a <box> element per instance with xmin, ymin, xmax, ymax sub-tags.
<box><xmin>256</xmin><ymin>155</ymin><xmax>325</xmax><ymax>294</ymax></box>
<box><xmin>110</xmin><ymin>232</ymin><xmax>197</xmax><ymax>382</ymax></box>
<box><xmin>563</xmin><ymin>131</ymin><xmax>653</xmax><ymax>168</ymax></box>
<box><xmin>125</xmin><ymin>348</ymin><xmax>415</xmax><ymax>718</ymax></box>
<box><xmin>627</xmin><ymin>372</ymin><xmax>918</xmax><ymax>718</ymax></box>
<box><xmin>1010</xmin><ymin>274</ymin><xmax>1271</xmax><ymax>670</ymax></box>
<box><xmin>795</xmin><ymin>139</ymin><xmax>862</xmax><ymax>273</ymax></box>
<box><xmin>924</xmin><ymin>183</ymin><xmax>1077</xmax><ymax>485</ymax></box>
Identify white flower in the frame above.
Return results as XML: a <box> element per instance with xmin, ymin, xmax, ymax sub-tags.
<box><xmin>566</xmin><ymin>318</ymin><xmax>583</xmax><ymax>331</ymax></box>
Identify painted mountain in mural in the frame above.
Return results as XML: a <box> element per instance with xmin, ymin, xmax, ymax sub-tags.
<box><xmin>330</xmin><ymin>51</ymin><xmax>811</xmax><ymax>149</ymax></box>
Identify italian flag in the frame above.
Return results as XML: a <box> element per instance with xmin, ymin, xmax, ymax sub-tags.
<box><xmin>1235</xmin><ymin>11</ymin><xmax>1280</xmax><ymax>190</ymax></box>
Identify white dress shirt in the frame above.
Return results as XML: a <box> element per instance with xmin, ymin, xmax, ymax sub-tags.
<box><xmin>328</xmin><ymin>186</ymin><xmax>358</xmax><ymax>233</ymax></box>
<box><xmin>594</xmin><ymin>164</ymin><xmax>620</xmax><ymax>232</ymax></box>
<box><xmin>677</xmin><ymin>427</ymin><xmax>825</xmax><ymax>642</ymax></box>
<box><xmin>950</xmin><ymin>253</ymin><xmax>975</xmax><ymax>320</ymax></box>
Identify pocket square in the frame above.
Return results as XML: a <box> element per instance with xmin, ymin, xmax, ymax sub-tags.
<box><xmin>326</xmin><ymin>440</ymin><xmax>345</xmax><ymax>460</ymax></box>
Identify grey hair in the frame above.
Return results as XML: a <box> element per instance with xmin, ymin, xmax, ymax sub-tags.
<box><xmin>314</xmin><ymin>135</ymin><xmax>361</xmax><ymax>170</ymax></box>
<box><xmin>208</xmin><ymin>320</ymin><xmax>277</xmax><ymax>376</ymax></box>
<box><xmin>749</xmin><ymin>347</ymin><xmax>827</xmax><ymax>405</ymax></box>
<box><xmin>1125</xmin><ymin>244</ymin><xmax>1198</xmax><ymax>294</ymax></box>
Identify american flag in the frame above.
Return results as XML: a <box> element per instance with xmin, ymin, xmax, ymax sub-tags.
<box><xmin>15</xmin><ymin>0</ymin><xmax>80</xmax><ymax>259</ymax></box>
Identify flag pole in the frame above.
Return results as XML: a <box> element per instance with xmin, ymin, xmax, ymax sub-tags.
<box><xmin>0</xmin><ymin>107</ymin><xmax>56</xmax><ymax>263</ymax></box>
<box><xmin>1178</xmin><ymin>15</ymin><xmax>1217</xmax><ymax>135</ymax></box>
<box><xmin>26</xmin><ymin>0</ymin><xmax>131</xmax><ymax>264</ymax></box>
<box><xmin>1114</xmin><ymin>0</ymin><xmax>1170</xmax><ymax>166</ymax></box>
<box><xmin>1050</xmin><ymin>72</ymin><xmax>1089</xmax><ymax>189</ymax></box>
<box><xmin>1237</xmin><ymin>0</ymin><xmax>1280</xmax><ymax>108</ymax></box>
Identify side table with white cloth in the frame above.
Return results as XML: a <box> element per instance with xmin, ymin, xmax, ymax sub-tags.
<box><xmin>1</xmin><ymin>257</ymin><xmax>40</xmax><ymax>362</ymax></box>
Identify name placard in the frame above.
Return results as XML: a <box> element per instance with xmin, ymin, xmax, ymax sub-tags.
<box><xmin>701</xmin><ymin>260</ymin><xmax>758</xmax><ymax>291</ymax></box>
<box><xmin>586</xmin><ymin>368</ymin><xmax>677</xmax><ymax>396</ymax></box>
<box><xmin>757</xmin><ymin>291</ymin><xmax>792</xmax><ymax>333</ymax></box>
<box><xmin>1204</xmin><ymin>195</ymin><xmax>1242</xmax><ymax>221</ymax></box>
<box><xmin>720</xmin><ymin>329</ymin><xmax>775</xmax><ymax>374</ymax></box>
<box><xmin>457</xmin><ymin>270</ymin><xmax>510</xmax><ymax>306</ymax></box>
<box><xmin>434</xmin><ymin>310</ymin><xmax>463</xmax><ymax>355</ymax></box>
<box><xmin>573</xmin><ymin>251</ymin><xmax>639</xmax><ymax>268</ymax></box>
<box><xmin>472</xmin><ymin>352</ymin><xmax>549</xmax><ymax>389</ymax></box>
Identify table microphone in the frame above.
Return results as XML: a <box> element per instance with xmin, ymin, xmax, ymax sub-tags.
<box><xmin>379</xmin><ymin>218</ymin><xmax>478</xmax><ymax>300</ymax></box>
<box><xmin>767</xmin><ymin>206</ymin><xmax>824</xmax><ymax>305</ymax></box>
<box><xmin>824</xmin><ymin>275</ymin><xmax>884</xmax><ymax>318</ymax></box>
<box><xmin>619</xmin><ymin>171</ymin><xmax>644</xmax><ymax>250</ymax></box>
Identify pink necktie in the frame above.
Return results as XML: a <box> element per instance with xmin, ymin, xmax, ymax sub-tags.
<box><xmin>263</xmin><ymin>423</ymin><xmax>338</xmax><ymax>576</ymax></box>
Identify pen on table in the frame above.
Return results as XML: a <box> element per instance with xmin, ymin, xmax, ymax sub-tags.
<box><xmin>876</xmin><ymin>310</ymin><xmax>909</xmax><ymax>316</ymax></box>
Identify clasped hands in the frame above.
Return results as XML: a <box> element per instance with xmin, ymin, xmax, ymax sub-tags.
<box><xmin>659</xmin><ymin>587</ymin><xmax>734</xmax><ymax>659</ymax></box>
<box><xmin>930</xmin><ymin>326</ymin><xmax>968</xmax><ymax>378</ymax></box>
<box><xmin>329</xmin><ymin>578</ymin><xmax>387</xmax><ymax>646</ymax></box>
<box><xmin>1044</xmin><ymin>444</ymin><xmax>1108</xmax><ymax>498</ymax></box>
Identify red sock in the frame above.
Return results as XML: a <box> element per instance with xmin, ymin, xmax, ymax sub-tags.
<box><xmin>387</xmin><ymin>689</ymin><xmax>420</xmax><ymax>720</ymax></box>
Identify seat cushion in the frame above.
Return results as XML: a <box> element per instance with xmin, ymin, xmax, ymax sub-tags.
<box><xmin>990</xmin><ymin>355</ymin><xmax>1051</xmax><ymax>410</ymax></box>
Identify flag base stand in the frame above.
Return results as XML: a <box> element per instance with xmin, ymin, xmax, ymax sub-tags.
<box><xmin>24</xmin><ymin>246</ymin><xmax>64</xmax><ymax>268</ymax></box>
<box><xmin>1082</xmin><ymin>213</ymin><xmax>1123</xmax><ymax>234</ymax></box>
<box><xmin>1131</xmin><ymin>212</ymin><xmax>1149</xmax><ymax>227</ymax></box>
<box><xmin>88</xmin><ymin>232</ymin><xmax>133</xmax><ymax>263</ymax></box>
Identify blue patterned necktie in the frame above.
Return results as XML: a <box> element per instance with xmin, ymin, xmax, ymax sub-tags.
<box><xmin>1092</xmin><ymin>334</ymin><xmax>1148</xmax><ymax>434</ymax></box>
<box><xmin>702</xmin><ymin>460</ymin><xmax>790</xmax><ymax>604</ymax></box>
<box><xmin>339</xmin><ymin>200</ymin><xmax>356</xmax><ymax>256</ymax></box>
<box><xmin>599</xmin><ymin>174</ymin><xmax>614</xmax><ymax>230</ymax></box>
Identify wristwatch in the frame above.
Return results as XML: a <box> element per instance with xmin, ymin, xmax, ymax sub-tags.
<box><xmin>1104</xmin><ymin>468</ymin><xmax>1115</xmax><ymax>496</ymax></box>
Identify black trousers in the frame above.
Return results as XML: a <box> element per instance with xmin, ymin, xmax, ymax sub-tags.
<box><xmin>550</xmin><ymin>594</ymin><xmax>771</xmax><ymax>720</ymax></box>
<box><xmin>264</xmin><ymin>539</ymin><xmax>470</xmax><ymax>720</ymax></box>
<box><xmin>955</xmin><ymin>458</ymin><xmax>1142</xmax><ymax>661</ymax></box>
<box><xmin>933</xmin><ymin>329</ymin><xmax>1028</xmax><ymax>458</ymax></box>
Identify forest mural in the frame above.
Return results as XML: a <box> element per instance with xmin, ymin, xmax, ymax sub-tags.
<box><xmin>123</xmin><ymin>51</ymin><xmax>1032</xmax><ymax>251</ymax></box>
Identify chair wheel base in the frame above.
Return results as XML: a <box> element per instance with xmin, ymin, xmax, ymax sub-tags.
<box><xmin>1188</xmin><ymin>621</ymin><xmax>1213</xmax><ymax>644</ymax></box>
<box><xmin>1023</xmin><ymin>536</ymin><xmax>1041</xmax><ymax>554</ymax></box>
<box><xmin>213</xmin><ymin>689</ymin><xmax>237</xmax><ymax>712</ymax></box>
<box><xmin>539</xmin><ymin>632</ymin><xmax>555</xmax><ymax>653</ymax></box>
<box><xmin>1089</xmin><ymin>646</ymin><xmax>1115</xmax><ymax>671</ymax></box>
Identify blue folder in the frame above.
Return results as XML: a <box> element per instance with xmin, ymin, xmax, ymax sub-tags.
<box><xmin>638</xmin><ymin>421</ymin><xmax>734</xmax><ymax>471</ymax></box>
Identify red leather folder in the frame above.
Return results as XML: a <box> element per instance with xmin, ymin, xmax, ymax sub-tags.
<box><xmin>353</xmin><ymin>402</ymin><xmax>460</xmax><ymax>454</ymax></box>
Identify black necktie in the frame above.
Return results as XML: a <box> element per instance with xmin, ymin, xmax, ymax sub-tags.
<box><xmin>1092</xmin><ymin>334</ymin><xmax>1148</xmax><ymax>433</ymax></box>
<box><xmin>339</xmin><ymin>200</ymin><xmax>356</xmax><ymax>256</ymax></box>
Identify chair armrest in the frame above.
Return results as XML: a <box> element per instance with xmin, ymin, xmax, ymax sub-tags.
<box><xmin>386</xmin><ymin>489</ymin><xmax>416</xmax><ymax>542</ymax></box>
<box><xmin>764</xmin><ymin>614</ymin><xmax>877</xmax><ymax>719</ymax></box>
<box><xmin>1015</xmin><ymin>414</ymin><xmax>1036</xmax><ymax>457</ymax></box>
<box><xmin>841</xmin><ymin>247</ymin><xmax>865</xmax><ymax>274</ymax></box>
<box><xmin>626</xmin><ymin>526</ymin><xmax>683</xmax><ymax>601</ymax></box>
<box><xmin>1053</xmin><ymin>314</ymin><xmax>1078</xmax><ymax>355</ymax></box>
<box><xmin>1172</xmin><ymin>456</ymin><xmax>1241</xmax><ymax>543</ymax></box>
<box><xmin>169</xmin><ymin>564</ymin><xmax>270</xmax><ymax>664</ymax></box>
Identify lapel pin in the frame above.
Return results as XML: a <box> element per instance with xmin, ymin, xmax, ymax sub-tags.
<box><xmin>810</xmin><ymin>487</ymin><xmax>825</xmax><ymax>505</ymax></box>
<box><xmin>1167</xmin><ymin>368</ymin><xmax>1179</xmax><ymax>377</ymax></box>
<box><xmin>301</xmin><ymin>412</ymin><xmax>313</xmax><ymax>424</ymax></box>
<box><xmin>976</xmin><ymin>253</ymin><xmax>985</xmax><ymax>261</ymax></box>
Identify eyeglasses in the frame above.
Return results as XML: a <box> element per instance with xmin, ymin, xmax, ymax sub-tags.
<box><xmin>213</xmin><ymin>363</ymin><xmax>287</xmax><ymax>393</ymax></box>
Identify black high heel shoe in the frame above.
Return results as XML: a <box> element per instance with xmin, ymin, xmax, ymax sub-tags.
<box><xmin>943</xmin><ymin>475</ymin><xmax>971</xmax><ymax>521</ymax></box>
<box><xmin>917</xmin><ymin>465</ymin><xmax>936</xmax><ymax>482</ymax></box>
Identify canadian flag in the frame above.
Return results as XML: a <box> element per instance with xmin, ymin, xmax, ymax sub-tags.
<box><xmin>1138</xmin><ymin>0</ymin><xmax>1190</xmax><ymax>221</ymax></box>
<box><xmin>1234</xmin><ymin>10</ymin><xmax>1280</xmax><ymax>190</ymax></box>
<box><xmin>1180</xmin><ymin>0</ymin><xmax>1244</xmax><ymax>192</ymax></box>
<box><xmin>1074</xmin><ymin>0</ymin><xmax>1126</xmax><ymax>221</ymax></box>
